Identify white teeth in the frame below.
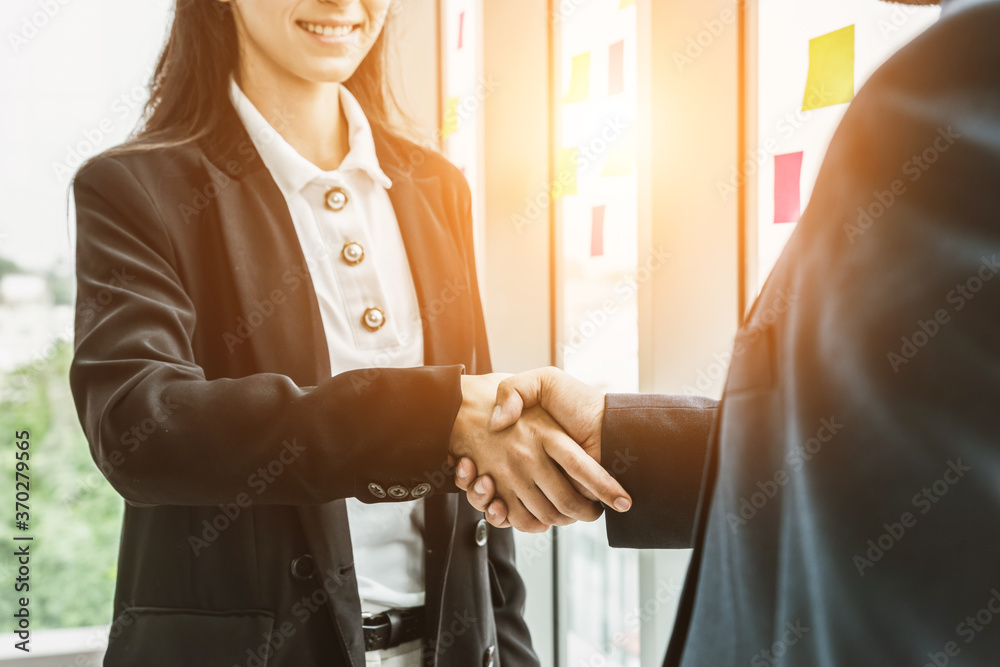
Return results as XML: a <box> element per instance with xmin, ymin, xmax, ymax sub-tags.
<box><xmin>300</xmin><ymin>21</ymin><xmax>354</xmax><ymax>37</ymax></box>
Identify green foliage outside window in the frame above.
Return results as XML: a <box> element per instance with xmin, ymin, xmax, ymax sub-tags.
<box><xmin>1</xmin><ymin>339</ymin><xmax>122</xmax><ymax>630</ymax></box>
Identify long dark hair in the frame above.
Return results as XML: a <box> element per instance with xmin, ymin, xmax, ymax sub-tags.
<box><xmin>110</xmin><ymin>0</ymin><xmax>405</xmax><ymax>155</ymax></box>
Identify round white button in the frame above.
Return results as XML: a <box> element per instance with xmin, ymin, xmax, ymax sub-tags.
<box><xmin>325</xmin><ymin>187</ymin><xmax>348</xmax><ymax>211</ymax></box>
<box><xmin>362</xmin><ymin>307</ymin><xmax>385</xmax><ymax>331</ymax></box>
<box><xmin>411</xmin><ymin>483</ymin><xmax>432</xmax><ymax>499</ymax></box>
<box><xmin>342</xmin><ymin>242</ymin><xmax>365</xmax><ymax>265</ymax></box>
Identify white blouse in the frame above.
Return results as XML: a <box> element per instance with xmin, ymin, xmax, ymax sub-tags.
<box><xmin>229</xmin><ymin>77</ymin><xmax>426</xmax><ymax>613</ymax></box>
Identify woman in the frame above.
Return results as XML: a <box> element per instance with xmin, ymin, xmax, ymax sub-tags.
<box><xmin>69</xmin><ymin>1</ymin><xmax>540</xmax><ymax>665</ymax></box>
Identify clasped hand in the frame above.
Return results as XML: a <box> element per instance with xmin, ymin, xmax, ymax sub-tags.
<box><xmin>448</xmin><ymin>368</ymin><xmax>631</xmax><ymax>533</ymax></box>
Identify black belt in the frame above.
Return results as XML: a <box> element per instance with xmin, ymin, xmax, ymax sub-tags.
<box><xmin>362</xmin><ymin>606</ymin><xmax>425</xmax><ymax>652</ymax></box>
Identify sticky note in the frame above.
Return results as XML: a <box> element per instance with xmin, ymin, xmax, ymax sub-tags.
<box><xmin>591</xmin><ymin>205</ymin><xmax>606</xmax><ymax>257</ymax></box>
<box><xmin>802</xmin><ymin>25</ymin><xmax>855</xmax><ymax>111</ymax></box>
<box><xmin>563</xmin><ymin>52</ymin><xmax>591</xmax><ymax>104</ymax></box>
<box><xmin>442</xmin><ymin>96</ymin><xmax>459</xmax><ymax>138</ymax></box>
<box><xmin>608</xmin><ymin>40</ymin><xmax>625</xmax><ymax>96</ymax></box>
<box><xmin>774</xmin><ymin>151</ymin><xmax>803</xmax><ymax>223</ymax></box>
<box><xmin>554</xmin><ymin>147</ymin><xmax>578</xmax><ymax>198</ymax></box>
<box><xmin>457</xmin><ymin>11</ymin><xmax>465</xmax><ymax>50</ymax></box>
<box><xmin>601</xmin><ymin>129</ymin><xmax>634</xmax><ymax>177</ymax></box>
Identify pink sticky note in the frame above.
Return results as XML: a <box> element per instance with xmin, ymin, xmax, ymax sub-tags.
<box><xmin>774</xmin><ymin>151</ymin><xmax>803</xmax><ymax>223</ymax></box>
<box><xmin>608</xmin><ymin>40</ymin><xmax>624</xmax><ymax>96</ymax></box>
<box><xmin>591</xmin><ymin>205</ymin><xmax>606</xmax><ymax>257</ymax></box>
<box><xmin>457</xmin><ymin>11</ymin><xmax>465</xmax><ymax>49</ymax></box>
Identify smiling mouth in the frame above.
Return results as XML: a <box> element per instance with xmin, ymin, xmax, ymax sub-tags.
<box><xmin>296</xmin><ymin>21</ymin><xmax>359</xmax><ymax>38</ymax></box>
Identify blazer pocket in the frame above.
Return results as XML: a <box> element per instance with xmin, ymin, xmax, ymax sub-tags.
<box><xmin>104</xmin><ymin>607</ymin><xmax>276</xmax><ymax>667</ymax></box>
<box><xmin>725</xmin><ymin>325</ymin><xmax>777</xmax><ymax>395</ymax></box>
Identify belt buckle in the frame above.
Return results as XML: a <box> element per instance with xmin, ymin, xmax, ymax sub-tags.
<box><xmin>362</xmin><ymin>611</ymin><xmax>392</xmax><ymax>652</ymax></box>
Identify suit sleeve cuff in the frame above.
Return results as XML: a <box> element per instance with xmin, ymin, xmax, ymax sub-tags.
<box><xmin>352</xmin><ymin>364</ymin><xmax>464</xmax><ymax>503</ymax></box>
<box><xmin>602</xmin><ymin>393</ymin><xmax>718</xmax><ymax>549</ymax></box>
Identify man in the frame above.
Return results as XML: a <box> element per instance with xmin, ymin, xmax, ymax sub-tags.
<box><xmin>453</xmin><ymin>0</ymin><xmax>1000</xmax><ymax>663</ymax></box>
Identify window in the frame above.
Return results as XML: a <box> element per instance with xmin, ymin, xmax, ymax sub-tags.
<box><xmin>747</xmin><ymin>0</ymin><xmax>940</xmax><ymax>295</ymax></box>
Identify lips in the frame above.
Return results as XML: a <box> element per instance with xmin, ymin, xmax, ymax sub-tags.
<box><xmin>296</xmin><ymin>20</ymin><xmax>357</xmax><ymax>38</ymax></box>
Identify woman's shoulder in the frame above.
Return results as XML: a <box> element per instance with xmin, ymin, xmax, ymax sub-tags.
<box><xmin>375</xmin><ymin>129</ymin><xmax>471</xmax><ymax>198</ymax></box>
<box><xmin>74</xmin><ymin>136</ymin><xmax>206</xmax><ymax>192</ymax></box>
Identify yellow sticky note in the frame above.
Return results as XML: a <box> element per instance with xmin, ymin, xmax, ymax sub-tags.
<box><xmin>563</xmin><ymin>53</ymin><xmax>591</xmax><ymax>104</ymax></box>
<box><xmin>601</xmin><ymin>129</ymin><xmax>634</xmax><ymax>177</ymax></box>
<box><xmin>802</xmin><ymin>25</ymin><xmax>854</xmax><ymax>111</ymax></box>
<box><xmin>553</xmin><ymin>147</ymin><xmax>578</xmax><ymax>198</ymax></box>
<box><xmin>619</xmin><ymin>0</ymin><xmax>635</xmax><ymax>7</ymax></box>
<box><xmin>442</xmin><ymin>96</ymin><xmax>460</xmax><ymax>138</ymax></box>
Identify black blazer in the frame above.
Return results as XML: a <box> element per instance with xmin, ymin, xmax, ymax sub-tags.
<box><xmin>70</xmin><ymin>98</ymin><xmax>538</xmax><ymax>667</ymax></box>
<box><xmin>604</xmin><ymin>3</ymin><xmax>1000</xmax><ymax>666</ymax></box>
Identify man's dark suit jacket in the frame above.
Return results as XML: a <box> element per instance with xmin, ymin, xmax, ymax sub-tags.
<box><xmin>70</xmin><ymin>98</ymin><xmax>537</xmax><ymax>667</ymax></box>
<box><xmin>605</xmin><ymin>3</ymin><xmax>1000</xmax><ymax>665</ymax></box>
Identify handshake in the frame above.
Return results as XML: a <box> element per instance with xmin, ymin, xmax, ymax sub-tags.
<box><xmin>447</xmin><ymin>368</ymin><xmax>632</xmax><ymax>532</ymax></box>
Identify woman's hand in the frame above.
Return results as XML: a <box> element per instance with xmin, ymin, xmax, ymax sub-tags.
<box><xmin>449</xmin><ymin>373</ymin><xmax>626</xmax><ymax>532</ymax></box>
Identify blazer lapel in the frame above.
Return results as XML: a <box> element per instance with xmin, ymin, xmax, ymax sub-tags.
<box><xmin>202</xmin><ymin>140</ymin><xmax>366</xmax><ymax>665</ymax></box>
<box><xmin>379</xmin><ymin>138</ymin><xmax>476</xmax><ymax>661</ymax></box>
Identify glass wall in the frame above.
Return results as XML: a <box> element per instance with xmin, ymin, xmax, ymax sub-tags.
<box><xmin>554</xmin><ymin>1</ymin><xmax>641</xmax><ymax>666</ymax></box>
<box><xmin>752</xmin><ymin>0</ymin><xmax>939</xmax><ymax>291</ymax></box>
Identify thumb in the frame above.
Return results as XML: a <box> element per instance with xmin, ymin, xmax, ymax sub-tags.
<box><xmin>490</xmin><ymin>373</ymin><xmax>542</xmax><ymax>431</ymax></box>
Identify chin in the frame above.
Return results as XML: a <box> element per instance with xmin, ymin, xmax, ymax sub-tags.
<box><xmin>292</xmin><ymin>61</ymin><xmax>362</xmax><ymax>85</ymax></box>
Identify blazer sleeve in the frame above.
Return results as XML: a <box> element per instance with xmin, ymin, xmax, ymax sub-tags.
<box><xmin>70</xmin><ymin>155</ymin><xmax>463</xmax><ymax>507</ymax></box>
<box><xmin>445</xmin><ymin>163</ymin><xmax>539</xmax><ymax>665</ymax></box>
<box><xmin>602</xmin><ymin>394</ymin><xmax>718</xmax><ymax>549</ymax></box>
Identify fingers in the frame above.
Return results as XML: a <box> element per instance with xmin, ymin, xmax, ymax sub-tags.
<box><xmin>533</xmin><ymin>455</ymin><xmax>603</xmax><ymax>522</ymax></box>
<box><xmin>504</xmin><ymin>495</ymin><xmax>549</xmax><ymax>533</ymax></box>
<box><xmin>466</xmin><ymin>473</ymin><xmax>496</xmax><ymax>512</ymax></box>
<box><xmin>516</xmin><ymin>483</ymin><xmax>576</xmax><ymax>528</ymax></box>
<box><xmin>453</xmin><ymin>457</ymin><xmax>477</xmax><ymax>491</ymax></box>
<box><xmin>485</xmin><ymin>498</ymin><xmax>509</xmax><ymax>527</ymax></box>
<box><xmin>544</xmin><ymin>432</ymin><xmax>632</xmax><ymax>513</ymax></box>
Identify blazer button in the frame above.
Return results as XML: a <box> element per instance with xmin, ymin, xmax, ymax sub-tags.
<box><xmin>341</xmin><ymin>241</ymin><xmax>365</xmax><ymax>265</ymax></box>
<box><xmin>387</xmin><ymin>485</ymin><xmax>409</xmax><ymax>499</ymax></box>
<box><xmin>475</xmin><ymin>519</ymin><xmax>489</xmax><ymax>547</ymax></box>
<box><xmin>482</xmin><ymin>644</ymin><xmax>496</xmax><ymax>667</ymax></box>
<box><xmin>411</xmin><ymin>482</ymin><xmax>432</xmax><ymax>499</ymax></box>
<box><xmin>362</xmin><ymin>307</ymin><xmax>386</xmax><ymax>331</ymax></box>
<box><xmin>368</xmin><ymin>482</ymin><xmax>387</xmax><ymax>499</ymax></box>
<box><xmin>324</xmin><ymin>186</ymin><xmax>348</xmax><ymax>211</ymax></box>
<box><xmin>290</xmin><ymin>554</ymin><xmax>315</xmax><ymax>581</ymax></box>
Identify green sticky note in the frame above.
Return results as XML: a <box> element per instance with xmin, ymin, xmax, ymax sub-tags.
<box><xmin>563</xmin><ymin>53</ymin><xmax>591</xmax><ymax>104</ymax></box>
<box><xmin>601</xmin><ymin>129</ymin><xmax>634</xmax><ymax>177</ymax></box>
<box><xmin>442</xmin><ymin>96</ymin><xmax>460</xmax><ymax>138</ymax></box>
<box><xmin>554</xmin><ymin>147</ymin><xmax>578</xmax><ymax>198</ymax></box>
<box><xmin>802</xmin><ymin>25</ymin><xmax>855</xmax><ymax>111</ymax></box>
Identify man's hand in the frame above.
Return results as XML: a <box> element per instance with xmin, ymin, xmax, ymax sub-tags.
<box><xmin>450</xmin><ymin>373</ymin><xmax>628</xmax><ymax>532</ymax></box>
<box><xmin>453</xmin><ymin>368</ymin><xmax>632</xmax><ymax>530</ymax></box>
